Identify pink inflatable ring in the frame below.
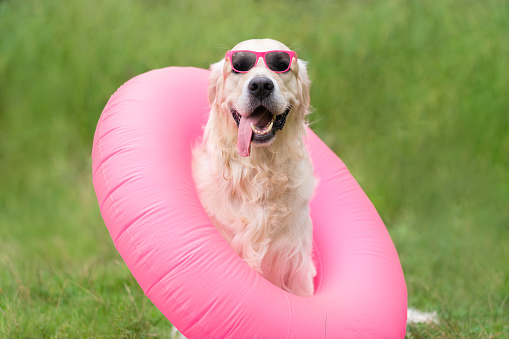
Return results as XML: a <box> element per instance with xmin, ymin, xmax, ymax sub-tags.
<box><xmin>92</xmin><ymin>67</ymin><xmax>407</xmax><ymax>338</ymax></box>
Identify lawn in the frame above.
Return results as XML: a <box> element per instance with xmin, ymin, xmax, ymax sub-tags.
<box><xmin>1</xmin><ymin>0</ymin><xmax>508</xmax><ymax>337</ymax></box>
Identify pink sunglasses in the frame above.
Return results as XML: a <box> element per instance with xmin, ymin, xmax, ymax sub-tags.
<box><xmin>225</xmin><ymin>50</ymin><xmax>298</xmax><ymax>73</ymax></box>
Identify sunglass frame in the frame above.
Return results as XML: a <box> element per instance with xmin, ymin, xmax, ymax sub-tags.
<box><xmin>225</xmin><ymin>50</ymin><xmax>298</xmax><ymax>73</ymax></box>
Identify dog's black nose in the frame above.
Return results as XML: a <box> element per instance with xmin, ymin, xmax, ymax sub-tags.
<box><xmin>248</xmin><ymin>77</ymin><xmax>274</xmax><ymax>99</ymax></box>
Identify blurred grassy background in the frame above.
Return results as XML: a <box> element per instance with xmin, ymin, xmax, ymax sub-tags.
<box><xmin>0</xmin><ymin>0</ymin><xmax>508</xmax><ymax>337</ymax></box>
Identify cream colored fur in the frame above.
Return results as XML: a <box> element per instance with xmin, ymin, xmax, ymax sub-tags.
<box><xmin>192</xmin><ymin>39</ymin><xmax>316</xmax><ymax>297</ymax></box>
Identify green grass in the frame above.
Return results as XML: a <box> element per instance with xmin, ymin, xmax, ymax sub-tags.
<box><xmin>1</xmin><ymin>0</ymin><xmax>508</xmax><ymax>337</ymax></box>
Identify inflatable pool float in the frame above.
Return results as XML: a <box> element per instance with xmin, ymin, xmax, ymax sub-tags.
<box><xmin>92</xmin><ymin>67</ymin><xmax>407</xmax><ymax>338</ymax></box>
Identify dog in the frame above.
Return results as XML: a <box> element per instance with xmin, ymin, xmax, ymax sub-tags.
<box><xmin>192</xmin><ymin>39</ymin><xmax>316</xmax><ymax>297</ymax></box>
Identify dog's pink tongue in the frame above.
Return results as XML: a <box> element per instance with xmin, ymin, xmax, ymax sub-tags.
<box><xmin>237</xmin><ymin>114</ymin><xmax>264</xmax><ymax>157</ymax></box>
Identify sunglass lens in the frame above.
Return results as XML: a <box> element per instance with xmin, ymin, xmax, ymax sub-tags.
<box><xmin>231</xmin><ymin>52</ymin><xmax>257</xmax><ymax>72</ymax></box>
<box><xmin>265</xmin><ymin>52</ymin><xmax>291</xmax><ymax>72</ymax></box>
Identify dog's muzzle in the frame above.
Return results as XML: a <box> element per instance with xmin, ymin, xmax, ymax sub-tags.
<box><xmin>231</xmin><ymin>106</ymin><xmax>290</xmax><ymax>132</ymax></box>
<box><xmin>232</xmin><ymin>105</ymin><xmax>291</xmax><ymax>157</ymax></box>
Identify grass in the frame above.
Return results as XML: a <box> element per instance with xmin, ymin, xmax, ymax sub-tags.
<box><xmin>0</xmin><ymin>0</ymin><xmax>508</xmax><ymax>337</ymax></box>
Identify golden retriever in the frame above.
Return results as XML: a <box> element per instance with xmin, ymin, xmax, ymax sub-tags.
<box><xmin>192</xmin><ymin>39</ymin><xmax>316</xmax><ymax>297</ymax></box>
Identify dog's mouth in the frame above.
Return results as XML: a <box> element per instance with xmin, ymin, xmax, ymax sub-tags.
<box><xmin>231</xmin><ymin>105</ymin><xmax>291</xmax><ymax>157</ymax></box>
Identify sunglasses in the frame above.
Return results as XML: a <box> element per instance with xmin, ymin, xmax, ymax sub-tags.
<box><xmin>225</xmin><ymin>50</ymin><xmax>298</xmax><ymax>73</ymax></box>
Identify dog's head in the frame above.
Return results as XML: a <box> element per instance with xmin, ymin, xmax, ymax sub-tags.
<box><xmin>208</xmin><ymin>39</ymin><xmax>310</xmax><ymax>157</ymax></box>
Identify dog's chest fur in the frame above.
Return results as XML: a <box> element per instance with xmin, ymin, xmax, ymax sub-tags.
<box><xmin>192</xmin><ymin>130</ymin><xmax>316</xmax><ymax>295</ymax></box>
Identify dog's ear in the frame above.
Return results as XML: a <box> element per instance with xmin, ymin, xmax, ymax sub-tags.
<box><xmin>296</xmin><ymin>59</ymin><xmax>311</xmax><ymax>112</ymax></box>
<box><xmin>208</xmin><ymin>60</ymin><xmax>225</xmax><ymax>105</ymax></box>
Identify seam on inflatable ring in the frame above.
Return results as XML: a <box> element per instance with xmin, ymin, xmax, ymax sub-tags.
<box><xmin>98</xmin><ymin>114</ymin><xmax>127</xmax><ymax>249</ymax></box>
